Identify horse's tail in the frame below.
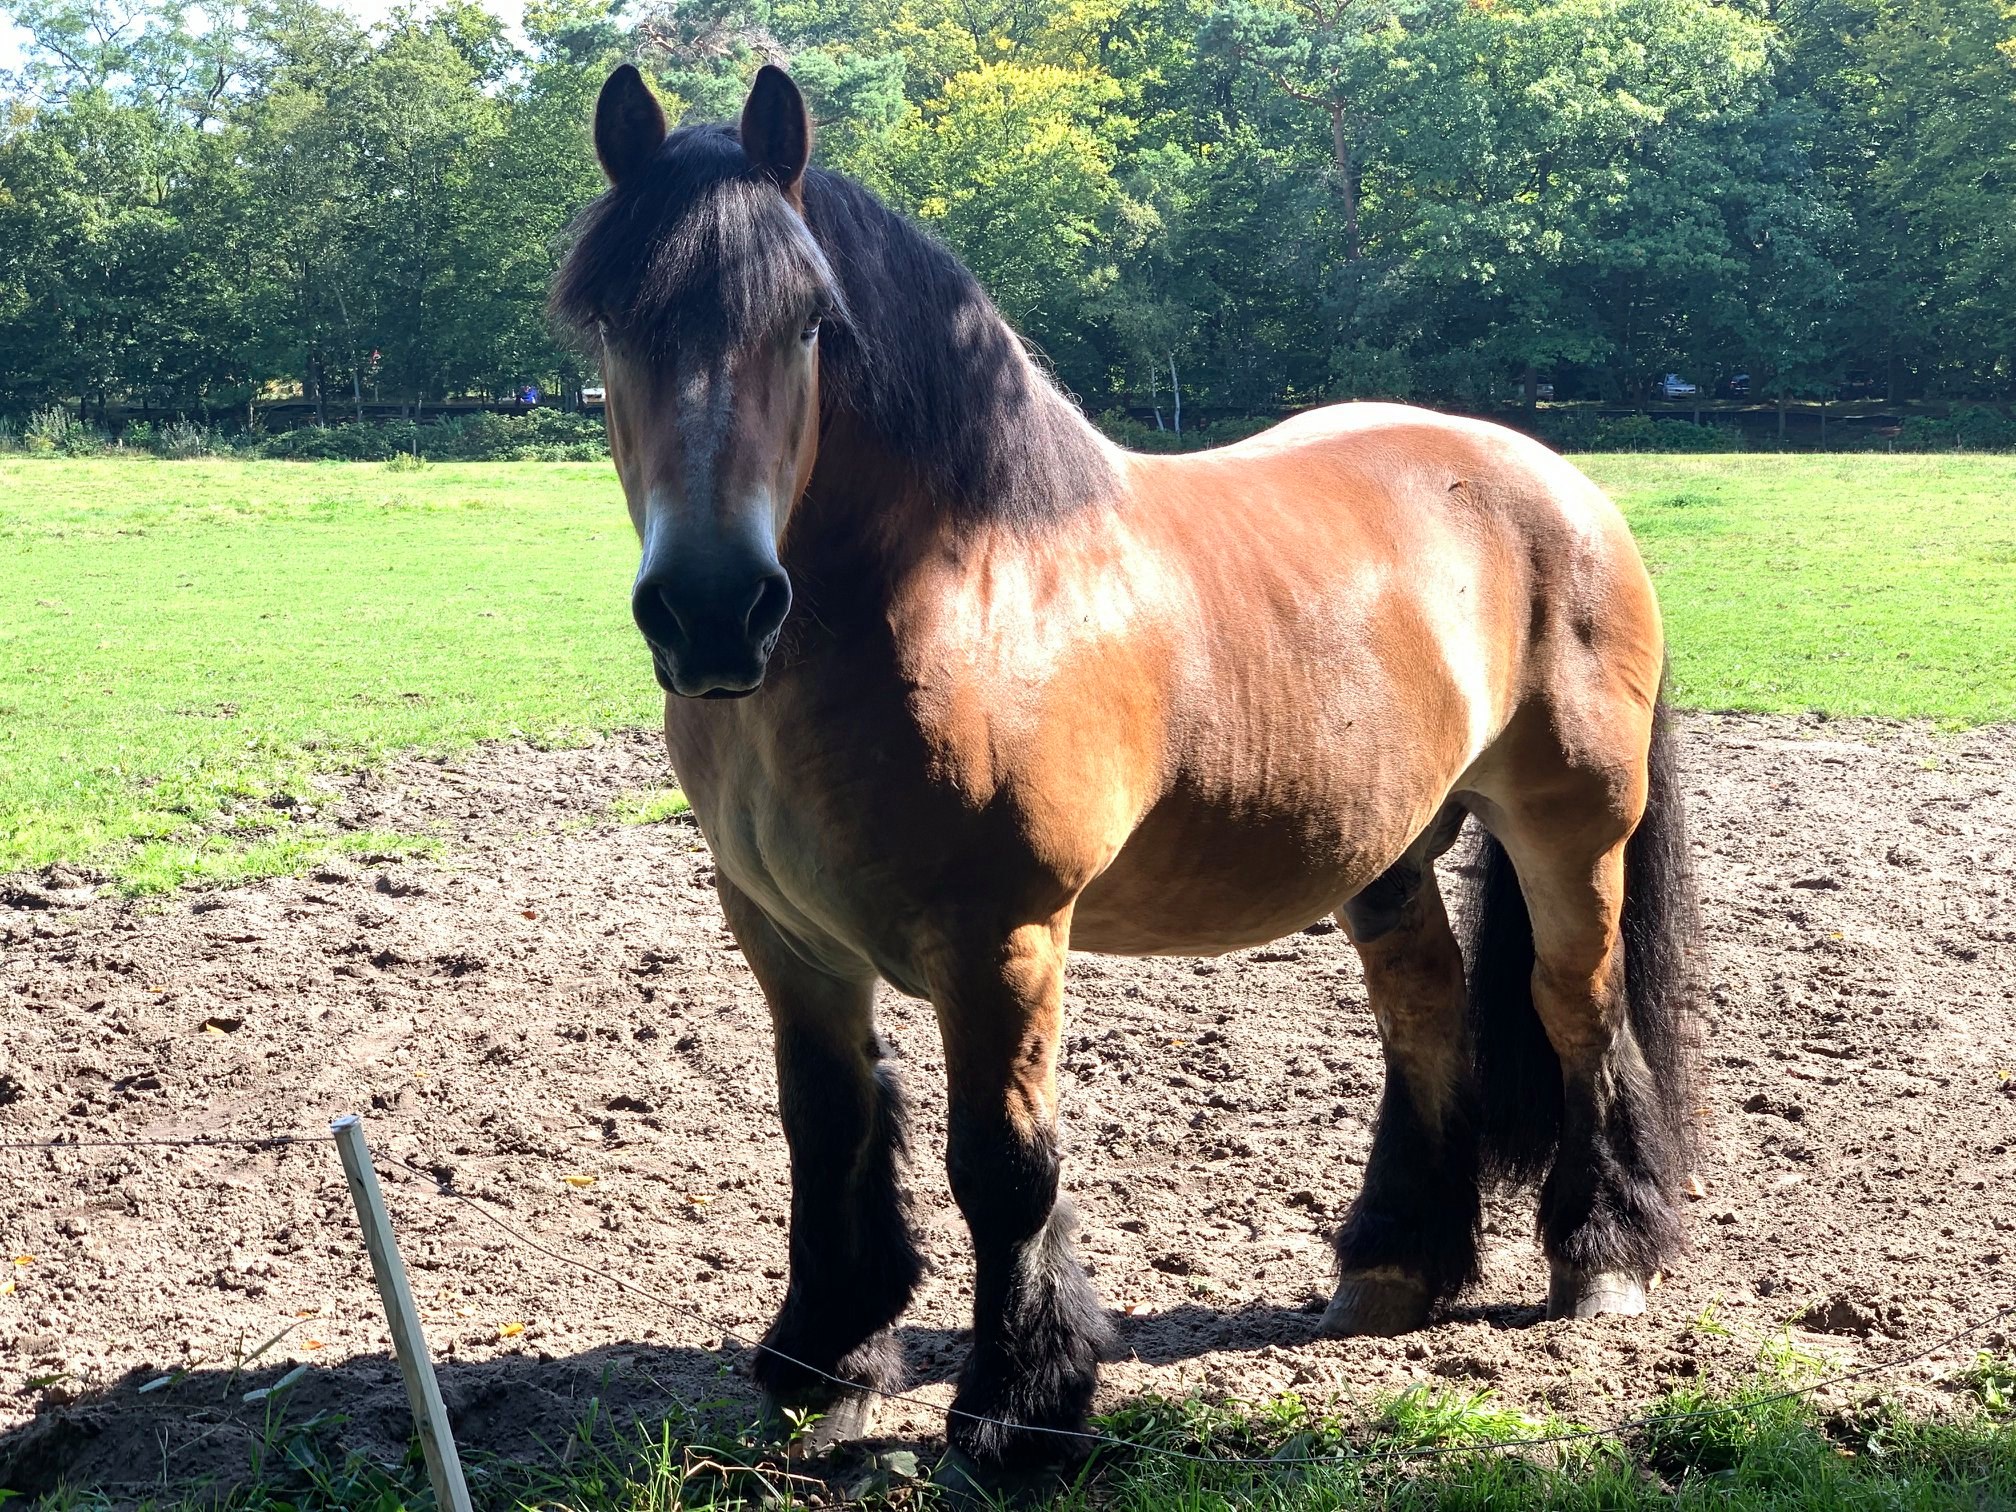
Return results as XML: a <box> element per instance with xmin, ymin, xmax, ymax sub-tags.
<box><xmin>1466</xmin><ymin>694</ymin><xmax>1698</xmax><ymax>1186</ymax></box>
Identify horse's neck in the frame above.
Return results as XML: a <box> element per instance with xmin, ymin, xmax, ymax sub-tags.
<box><xmin>791</xmin><ymin>403</ymin><xmax>1108</xmax><ymax>595</ymax></box>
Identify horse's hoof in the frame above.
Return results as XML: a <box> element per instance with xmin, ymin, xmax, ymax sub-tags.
<box><xmin>759</xmin><ymin>1387</ymin><xmax>880</xmax><ymax>1453</ymax></box>
<box><xmin>1546</xmin><ymin>1267</ymin><xmax>1648</xmax><ymax>1320</ymax></box>
<box><xmin>931</xmin><ymin>1447</ymin><xmax>1074</xmax><ymax>1508</ymax></box>
<box><xmin>1318</xmin><ymin>1268</ymin><xmax>1434</xmax><ymax>1336</ymax></box>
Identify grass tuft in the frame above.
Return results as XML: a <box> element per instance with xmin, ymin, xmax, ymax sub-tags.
<box><xmin>611</xmin><ymin>787</ymin><xmax>693</xmax><ymax>825</ymax></box>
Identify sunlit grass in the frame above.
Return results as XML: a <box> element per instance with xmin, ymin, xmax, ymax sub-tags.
<box><xmin>610</xmin><ymin>786</ymin><xmax>693</xmax><ymax>825</ymax></box>
<box><xmin>34</xmin><ymin>1367</ymin><xmax>2012</xmax><ymax>1510</ymax></box>
<box><xmin>0</xmin><ymin>456</ymin><xmax>653</xmax><ymax>889</ymax></box>
<box><xmin>1584</xmin><ymin>453</ymin><xmax>2016</xmax><ymax>725</ymax></box>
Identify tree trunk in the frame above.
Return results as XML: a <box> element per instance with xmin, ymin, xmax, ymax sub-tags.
<box><xmin>1169</xmin><ymin>353</ymin><xmax>1182</xmax><ymax>440</ymax></box>
<box><xmin>1329</xmin><ymin>106</ymin><xmax>1360</xmax><ymax>262</ymax></box>
<box><xmin>1523</xmin><ymin>364</ymin><xmax>1537</xmax><ymax>412</ymax></box>
<box><xmin>1777</xmin><ymin>394</ymin><xmax>1787</xmax><ymax>442</ymax></box>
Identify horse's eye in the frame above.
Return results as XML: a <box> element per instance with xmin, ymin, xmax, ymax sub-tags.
<box><xmin>800</xmin><ymin>318</ymin><xmax>821</xmax><ymax>344</ymax></box>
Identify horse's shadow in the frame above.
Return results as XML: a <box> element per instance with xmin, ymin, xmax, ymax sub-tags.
<box><xmin>1</xmin><ymin>1299</ymin><xmax>1552</xmax><ymax>1497</ymax></box>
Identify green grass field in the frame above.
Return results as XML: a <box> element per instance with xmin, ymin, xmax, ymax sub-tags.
<box><xmin>2</xmin><ymin>452</ymin><xmax>2013</xmax><ymax>892</ymax></box>
<box><xmin>0</xmin><ymin>458</ymin><xmax>655</xmax><ymax>890</ymax></box>
<box><xmin>1583</xmin><ymin>454</ymin><xmax>2016</xmax><ymax>726</ymax></box>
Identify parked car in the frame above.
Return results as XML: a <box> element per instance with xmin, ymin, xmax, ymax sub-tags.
<box><xmin>1533</xmin><ymin>381</ymin><xmax>1556</xmax><ymax>401</ymax></box>
<box><xmin>580</xmin><ymin>385</ymin><xmax>607</xmax><ymax>406</ymax></box>
<box><xmin>1658</xmin><ymin>373</ymin><xmax>1698</xmax><ymax>399</ymax></box>
<box><xmin>1725</xmin><ymin>372</ymin><xmax>1751</xmax><ymax>397</ymax></box>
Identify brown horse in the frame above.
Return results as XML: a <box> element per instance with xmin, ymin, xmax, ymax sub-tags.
<box><xmin>555</xmin><ymin>63</ymin><xmax>1697</xmax><ymax>1479</ymax></box>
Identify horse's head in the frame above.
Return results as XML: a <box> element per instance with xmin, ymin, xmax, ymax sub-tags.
<box><xmin>557</xmin><ymin>65</ymin><xmax>838</xmax><ymax>698</ymax></box>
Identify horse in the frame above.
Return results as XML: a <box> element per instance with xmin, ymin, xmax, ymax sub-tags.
<box><xmin>553</xmin><ymin>62</ymin><xmax>1698</xmax><ymax>1483</ymax></box>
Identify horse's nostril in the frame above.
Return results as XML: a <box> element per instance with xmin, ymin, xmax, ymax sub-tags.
<box><xmin>654</xmin><ymin>584</ymin><xmax>693</xmax><ymax>644</ymax></box>
<box><xmin>632</xmin><ymin>578</ymin><xmax>689</xmax><ymax>651</ymax></box>
<box><xmin>744</xmin><ymin>570</ymin><xmax>792</xmax><ymax>642</ymax></box>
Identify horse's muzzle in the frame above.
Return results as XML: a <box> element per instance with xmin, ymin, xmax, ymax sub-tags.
<box><xmin>634</xmin><ymin>558</ymin><xmax>791</xmax><ymax>699</ymax></box>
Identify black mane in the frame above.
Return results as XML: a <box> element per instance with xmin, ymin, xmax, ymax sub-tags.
<box><xmin>551</xmin><ymin>123</ymin><xmax>1116</xmax><ymax>523</ymax></box>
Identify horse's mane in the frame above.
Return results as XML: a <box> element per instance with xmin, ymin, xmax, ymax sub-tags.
<box><xmin>550</xmin><ymin>123</ymin><xmax>1117</xmax><ymax>525</ymax></box>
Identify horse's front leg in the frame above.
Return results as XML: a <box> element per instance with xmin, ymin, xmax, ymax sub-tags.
<box><xmin>930</xmin><ymin>916</ymin><xmax>1113</xmax><ymax>1474</ymax></box>
<box><xmin>719</xmin><ymin>881</ymin><xmax>924</xmax><ymax>1448</ymax></box>
<box><xmin>1324</xmin><ymin>812</ymin><xmax>1482</xmax><ymax>1335</ymax></box>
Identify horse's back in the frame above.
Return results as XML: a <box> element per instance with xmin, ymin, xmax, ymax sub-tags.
<box><xmin>1184</xmin><ymin>400</ymin><xmax>1663</xmax><ymax>714</ymax></box>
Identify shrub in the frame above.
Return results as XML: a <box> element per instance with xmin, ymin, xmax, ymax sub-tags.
<box><xmin>24</xmin><ymin>405</ymin><xmax>101</xmax><ymax>455</ymax></box>
<box><xmin>154</xmin><ymin>418</ymin><xmax>217</xmax><ymax>459</ymax></box>
<box><xmin>1894</xmin><ymin>405</ymin><xmax>2016</xmax><ymax>452</ymax></box>
<box><xmin>383</xmin><ymin>450</ymin><xmax>428</xmax><ymax>472</ymax></box>
<box><xmin>252</xmin><ymin>411</ymin><xmax>606</xmax><ymax>462</ymax></box>
<box><xmin>1529</xmin><ymin>411</ymin><xmax>1739</xmax><ymax>453</ymax></box>
<box><xmin>1096</xmin><ymin>411</ymin><xmax>1278</xmax><ymax>452</ymax></box>
<box><xmin>428</xmin><ymin>407</ymin><xmax>606</xmax><ymax>460</ymax></box>
<box><xmin>258</xmin><ymin>421</ymin><xmax>419</xmax><ymax>461</ymax></box>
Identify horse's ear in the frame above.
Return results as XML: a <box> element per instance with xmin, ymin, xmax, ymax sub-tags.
<box><xmin>740</xmin><ymin>64</ymin><xmax>812</xmax><ymax>196</ymax></box>
<box><xmin>594</xmin><ymin>64</ymin><xmax>667</xmax><ymax>186</ymax></box>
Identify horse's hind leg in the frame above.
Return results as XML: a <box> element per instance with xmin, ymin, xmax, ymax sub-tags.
<box><xmin>719</xmin><ymin>882</ymin><xmax>924</xmax><ymax>1447</ymax></box>
<box><xmin>1323</xmin><ymin>804</ymin><xmax>1480</xmax><ymax>1336</ymax></box>
<box><xmin>1482</xmin><ymin>765</ymin><xmax>1690</xmax><ymax>1318</ymax></box>
<box><xmin>929</xmin><ymin>916</ymin><xmax>1113</xmax><ymax>1473</ymax></box>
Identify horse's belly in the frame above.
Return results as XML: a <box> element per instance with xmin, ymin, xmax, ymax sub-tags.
<box><xmin>1070</xmin><ymin>798</ymin><xmax>1406</xmax><ymax>956</ymax></box>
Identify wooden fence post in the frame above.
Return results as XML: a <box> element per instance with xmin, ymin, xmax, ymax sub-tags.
<box><xmin>331</xmin><ymin>1114</ymin><xmax>474</xmax><ymax>1512</ymax></box>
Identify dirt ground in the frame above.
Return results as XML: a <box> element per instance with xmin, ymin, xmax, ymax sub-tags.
<box><xmin>3</xmin><ymin>713</ymin><xmax>2013</xmax><ymax>1500</ymax></box>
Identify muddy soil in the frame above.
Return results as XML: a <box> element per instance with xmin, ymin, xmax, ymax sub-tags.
<box><xmin>2</xmin><ymin>714</ymin><xmax>2013</xmax><ymax>1500</ymax></box>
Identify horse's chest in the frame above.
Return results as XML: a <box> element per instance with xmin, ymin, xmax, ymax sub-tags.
<box><xmin>662</xmin><ymin>693</ymin><xmax>1079</xmax><ymax>981</ymax></box>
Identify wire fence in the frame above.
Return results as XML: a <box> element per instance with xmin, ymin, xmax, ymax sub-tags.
<box><xmin>1</xmin><ymin>1123</ymin><xmax>2010</xmax><ymax>1479</ymax></box>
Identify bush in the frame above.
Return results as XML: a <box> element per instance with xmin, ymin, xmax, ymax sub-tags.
<box><xmin>427</xmin><ymin>408</ymin><xmax>607</xmax><ymax>460</ymax></box>
<box><xmin>258</xmin><ymin>421</ymin><xmax>419</xmax><ymax>461</ymax></box>
<box><xmin>250</xmin><ymin>410</ymin><xmax>607</xmax><ymax>462</ymax></box>
<box><xmin>154</xmin><ymin>418</ymin><xmax>217</xmax><ymax>459</ymax></box>
<box><xmin>24</xmin><ymin>404</ymin><xmax>102</xmax><ymax>455</ymax></box>
<box><xmin>1529</xmin><ymin>410</ymin><xmax>1739</xmax><ymax>453</ymax></box>
<box><xmin>0</xmin><ymin>414</ymin><xmax>22</xmax><ymax>450</ymax></box>
<box><xmin>1894</xmin><ymin>404</ymin><xmax>2016</xmax><ymax>452</ymax></box>
<box><xmin>383</xmin><ymin>450</ymin><xmax>428</xmax><ymax>472</ymax></box>
<box><xmin>1096</xmin><ymin>411</ymin><xmax>1278</xmax><ymax>452</ymax></box>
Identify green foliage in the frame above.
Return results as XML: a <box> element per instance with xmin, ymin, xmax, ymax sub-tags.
<box><xmin>4</xmin><ymin>0</ymin><xmax>2014</xmax><ymax>429</ymax></box>
<box><xmin>1532</xmin><ymin>412</ymin><xmax>1745</xmax><ymax>454</ymax></box>
<box><xmin>242</xmin><ymin>410</ymin><xmax>611</xmax><ymax>461</ymax></box>
<box><xmin>152</xmin><ymin>417</ymin><xmax>219</xmax><ymax>458</ymax></box>
<box><xmin>23</xmin><ymin>404</ymin><xmax>98</xmax><ymax>454</ymax></box>
<box><xmin>611</xmin><ymin>786</ymin><xmax>693</xmax><ymax>823</ymax></box>
<box><xmin>1095</xmin><ymin>410</ymin><xmax>1277</xmax><ymax>450</ymax></box>
<box><xmin>1893</xmin><ymin>405</ymin><xmax>2016</xmax><ymax>453</ymax></box>
<box><xmin>257</xmin><ymin>421</ymin><xmax>422</xmax><ymax>460</ymax></box>
<box><xmin>1960</xmin><ymin>1353</ymin><xmax>2016</xmax><ymax>1416</ymax></box>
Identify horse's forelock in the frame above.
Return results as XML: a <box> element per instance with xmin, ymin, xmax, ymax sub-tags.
<box><xmin>551</xmin><ymin>125</ymin><xmax>842</xmax><ymax>356</ymax></box>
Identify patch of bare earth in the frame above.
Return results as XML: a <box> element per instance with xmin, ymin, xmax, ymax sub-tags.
<box><xmin>2</xmin><ymin>716</ymin><xmax>2012</xmax><ymax>1498</ymax></box>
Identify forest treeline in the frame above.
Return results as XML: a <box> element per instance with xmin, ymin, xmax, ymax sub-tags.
<box><xmin>2</xmin><ymin>0</ymin><xmax>2012</xmax><ymax>428</ymax></box>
